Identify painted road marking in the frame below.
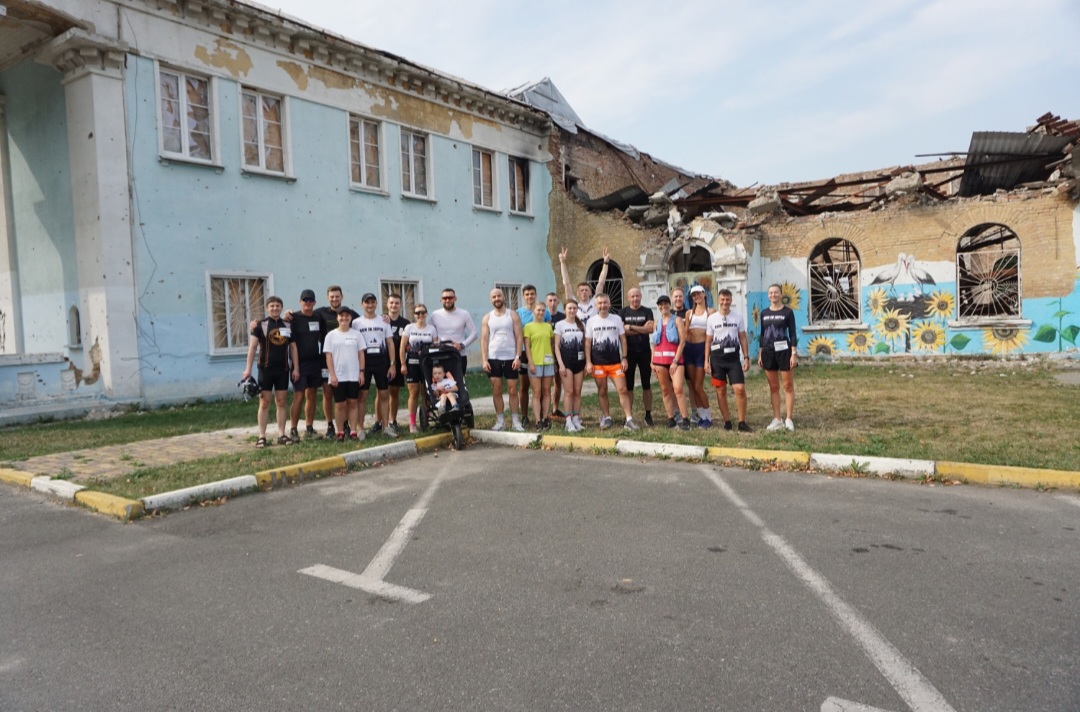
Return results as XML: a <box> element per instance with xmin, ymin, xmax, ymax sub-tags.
<box><xmin>821</xmin><ymin>697</ymin><xmax>894</xmax><ymax>712</ymax></box>
<box><xmin>702</xmin><ymin>466</ymin><xmax>957</xmax><ymax>712</ymax></box>
<box><xmin>300</xmin><ymin>461</ymin><xmax>451</xmax><ymax>603</ymax></box>
<box><xmin>1056</xmin><ymin>494</ymin><xmax>1080</xmax><ymax>509</ymax></box>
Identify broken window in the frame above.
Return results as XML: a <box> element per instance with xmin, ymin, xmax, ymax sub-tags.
<box><xmin>808</xmin><ymin>239</ymin><xmax>861</xmax><ymax>324</ymax></box>
<box><xmin>159</xmin><ymin>67</ymin><xmax>212</xmax><ymax>161</ymax></box>
<box><xmin>509</xmin><ymin>156</ymin><xmax>530</xmax><ymax>214</ymax></box>
<box><xmin>209</xmin><ymin>275</ymin><xmax>268</xmax><ymax>353</ymax></box>
<box><xmin>668</xmin><ymin>246</ymin><xmax>712</xmax><ymax>274</ymax></box>
<box><xmin>401</xmin><ymin>129</ymin><xmax>429</xmax><ymax>197</ymax></box>
<box><xmin>957</xmin><ymin>224</ymin><xmax>1021</xmax><ymax>320</ymax></box>
<box><xmin>241</xmin><ymin>89</ymin><xmax>285</xmax><ymax>173</ymax></box>
<box><xmin>587</xmin><ymin>259</ymin><xmax>623</xmax><ymax>311</ymax></box>
<box><xmin>496</xmin><ymin>283</ymin><xmax>522</xmax><ymax>311</ymax></box>
<box><xmin>380</xmin><ymin>280</ymin><xmax>419</xmax><ymax>316</ymax></box>
<box><xmin>349</xmin><ymin>117</ymin><xmax>381</xmax><ymax>190</ymax></box>
<box><xmin>472</xmin><ymin>148</ymin><xmax>495</xmax><ymax>208</ymax></box>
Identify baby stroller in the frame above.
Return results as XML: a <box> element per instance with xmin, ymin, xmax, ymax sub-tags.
<box><xmin>417</xmin><ymin>341</ymin><xmax>474</xmax><ymax>450</ymax></box>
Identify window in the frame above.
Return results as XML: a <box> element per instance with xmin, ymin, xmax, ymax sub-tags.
<box><xmin>401</xmin><ymin>128</ymin><xmax>430</xmax><ymax>197</ymax></box>
<box><xmin>241</xmin><ymin>88</ymin><xmax>285</xmax><ymax>173</ymax></box>
<box><xmin>159</xmin><ymin>67</ymin><xmax>212</xmax><ymax>161</ymax></box>
<box><xmin>587</xmin><ymin>260</ymin><xmax>623</xmax><ymax>311</ymax></box>
<box><xmin>380</xmin><ymin>280</ymin><xmax>420</xmax><ymax>315</ymax></box>
<box><xmin>508</xmin><ymin>156</ymin><xmax>530</xmax><ymax>214</ymax></box>
<box><xmin>496</xmin><ymin>283</ymin><xmax>522</xmax><ymax>311</ymax></box>
<box><xmin>808</xmin><ymin>238</ymin><xmax>861</xmax><ymax>324</ymax></box>
<box><xmin>68</xmin><ymin>306</ymin><xmax>81</xmax><ymax>347</ymax></box>
<box><xmin>957</xmin><ymin>224</ymin><xmax>1021</xmax><ymax>319</ymax></box>
<box><xmin>472</xmin><ymin>148</ymin><xmax>495</xmax><ymax>208</ymax></box>
<box><xmin>349</xmin><ymin>116</ymin><xmax>382</xmax><ymax>190</ymax></box>
<box><xmin>208</xmin><ymin>274</ymin><xmax>269</xmax><ymax>353</ymax></box>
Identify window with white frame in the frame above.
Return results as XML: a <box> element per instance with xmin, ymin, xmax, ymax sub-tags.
<box><xmin>472</xmin><ymin>147</ymin><xmax>496</xmax><ymax>208</ymax></box>
<box><xmin>508</xmin><ymin>156</ymin><xmax>530</xmax><ymax>214</ymax></box>
<box><xmin>209</xmin><ymin>274</ymin><xmax>269</xmax><ymax>353</ymax></box>
<box><xmin>349</xmin><ymin>116</ymin><xmax>382</xmax><ymax>190</ymax></box>
<box><xmin>159</xmin><ymin>67</ymin><xmax>213</xmax><ymax>162</ymax></box>
<box><xmin>496</xmin><ymin>283</ymin><xmax>522</xmax><ymax>311</ymax></box>
<box><xmin>380</xmin><ymin>280</ymin><xmax>420</xmax><ymax>316</ymax></box>
<box><xmin>241</xmin><ymin>88</ymin><xmax>286</xmax><ymax>173</ymax></box>
<box><xmin>400</xmin><ymin>128</ymin><xmax>430</xmax><ymax>197</ymax></box>
<box><xmin>808</xmin><ymin>238</ymin><xmax>861</xmax><ymax>324</ymax></box>
<box><xmin>957</xmin><ymin>224</ymin><xmax>1021</xmax><ymax>320</ymax></box>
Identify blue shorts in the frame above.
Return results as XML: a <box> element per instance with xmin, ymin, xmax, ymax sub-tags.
<box><xmin>530</xmin><ymin>364</ymin><xmax>555</xmax><ymax>378</ymax></box>
<box><xmin>683</xmin><ymin>341</ymin><xmax>706</xmax><ymax>368</ymax></box>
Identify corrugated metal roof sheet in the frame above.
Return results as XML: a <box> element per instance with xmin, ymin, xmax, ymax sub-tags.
<box><xmin>958</xmin><ymin>131</ymin><xmax>1071</xmax><ymax>196</ymax></box>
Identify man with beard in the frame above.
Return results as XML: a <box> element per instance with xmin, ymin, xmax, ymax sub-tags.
<box><xmin>481</xmin><ymin>287</ymin><xmax>524</xmax><ymax>432</ymax></box>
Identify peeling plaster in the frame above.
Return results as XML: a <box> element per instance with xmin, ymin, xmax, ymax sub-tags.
<box><xmin>194</xmin><ymin>39</ymin><xmax>253</xmax><ymax>78</ymax></box>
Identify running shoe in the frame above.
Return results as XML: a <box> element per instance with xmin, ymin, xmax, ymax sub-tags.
<box><xmin>624</xmin><ymin>418</ymin><xmax>640</xmax><ymax>431</ymax></box>
<box><xmin>511</xmin><ymin>421</ymin><xmax>525</xmax><ymax>433</ymax></box>
<box><xmin>325</xmin><ymin>423</ymin><xmax>336</xmax><ymax>439</ymax></box>
<box><xmin>491</xmin><ymin>420</ymin><xmax>506</xmax><ymax>432</ymax></box>
<box><xmin>644</xmin><ymin>413</ymin><xmax>654</xmax><ymax>427</ymax></box>
<box><xmin>723</xmin><ymin>421</ymin><xmax>733</xmax><ymax>431</ymax></box>
<box><xmin>305</xmin><ymin>426</ymin><xmax>317</xmax><ymax>441</ymax></box>
<box><xmin>368</xmin><ymin>421</ymin><xmax>383</xmax><ymax>437</ymax></box>
<box><xmin>737</xmin><ymin>421</ymin><xmax>752</xmax><ymax>433</ymax></box>
<box><xmin>698</xmin><ymin>418</ymin><xmax>713</xmax><ymax>429</ymax></box>
<box><xmin>667</xmin><ymin>417</ymin><xmax>678</xmax><ymax>429</ymax></box>
<box><xmin>572</xmin><ymin>415</ymin><xmax>583</xmax><ymax>430</ymax></box>
<box><xmin>599</xmin><ymin>415</ymin><xmax>613</xmax><ymax>430</ymax></box>
<box><xmin>385</xmin><ymin>422</ymin><xmax>400</xmax><ymax>438</ymax></box>
<box><xmin>565</xmin><ymin>419</ymin><xmax>577</xmax><ymax>432</ymax></box>
<box><xmin>409</xmin><ymin>424</ymin><xmax>419</xmax><ymax>434</ymax></box>
<box><xmin>677</xmin><ymin>420</ymin><xmax>692</xmax><ymax>431</ymax></box>
<box><xmin>766</xmin><ymin>418</ymin><xmax>784</xmax><ymax>431</ymax></box>
<box><xmin>785</xmin><ymin>418</ymin><xmax>795</xmax><ymax>432</ymax></box>
<box><xmin>336</xmin><ymin>432</ymin><xmax>345</xmax><ymax>443</ymax></box>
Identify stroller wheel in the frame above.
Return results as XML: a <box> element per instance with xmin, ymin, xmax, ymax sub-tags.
<box><xmin>451</xmin><ymin>421</ymin><xmax>465</xmax><ymax>450</ymax></box>
<box><xmin>419</xmin><ymin>405</ymin><xmax>429</xmax><ymax>432</ymax></box>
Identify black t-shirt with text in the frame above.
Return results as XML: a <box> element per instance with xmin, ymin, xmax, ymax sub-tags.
<box><xmin>619</xmin><ymin>306</ymin><xmax>654</xmax><ymax>354</ymax></box>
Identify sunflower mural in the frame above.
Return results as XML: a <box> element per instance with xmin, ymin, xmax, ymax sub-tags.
<box><xmin>845</xmin><ymin>331</ymin><xmax>875</xmax><ymax>355</ymax></box>
<box><xmin>866</xmin><ymin>288</ymin><xmax>888</xmax><ymax>317</ymax></box>
<box><xmin>807</xmin><ymin>335</ymin><xmax>838</xmax><ymax>358</ymax></box>
<box><xmin>983</xmin><ymin>326</ymin><xmax>1029</xmax><ymax>355</ymax></box>
<box><xmin>751</xmin><ymin>302</ymin><xmax>760</xmax><ymax>328</ymax></box>
<box><xmin>779</xmin><ymin>282</ymin><xmax>801</xmax><ymax>311</ymax></box>
<box><xmin>924</xmin><ymin>290</ymin><xmax>955</xmax><ymax>322</ymax></box>
<box><xmin>873</xmin><ymin>308</ymin><xmax>910</xmax><ymax>345</ymax></box>
<box><xmin>910</xmin><ymin>320</ymin><xmax>946</xmax><ymax>352</ymax></box>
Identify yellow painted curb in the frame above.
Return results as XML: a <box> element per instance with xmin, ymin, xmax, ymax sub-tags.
<box><xmin>255</xmin><ymin>455</ymin><xmax>347</xmax><ymax>488</ymax></box>
<box><xmin>75</xmin><ymin>490</ymin><xmax>145</xmax><ymax>520</ymax></box>
<box><xmin>414</xmin><ymin>433</ymin><xmax>457</xmax><ymax>451</ymax></box>
<box><xmin>0</xmin><ymin>467</ymin><xmax>37</xmax><ymax>488</ymax></box>
<box><xmin>937</xmin><ymin>461</ymin><xmax>1080</xmax><ymax>489</ymax></box>
<box><xmin>543</xmin><ymin>435</ymin><xmax>619</xmax><ymax>451</ymax></box>
<box><xmin>707</xmin><ymin>447</ymin><xmax>810</xmax><ymax>466</ymax></box>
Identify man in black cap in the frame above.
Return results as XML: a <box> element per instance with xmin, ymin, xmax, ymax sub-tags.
<box><xmin>287</xmin><ymin>289</ymin><xmax>330</xmax><ymax>441</ymax></box>
<box><xmin>352</xmin><ymin>292</ymin><xmax>397</xmax><ymax>437</ymax></box>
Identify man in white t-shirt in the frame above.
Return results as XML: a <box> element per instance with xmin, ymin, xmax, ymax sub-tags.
<box><xmin>584</xmin><ymin>294</ymin><xmax>638</xmax><ymax>431</ymax></box>
<box><xmin>559</xmin><ymin>245</ymin><xmax>610</xmax><ymax>323</ymax></box>
<box><xmin>481</xmin><ymin>287</ymin><xmax>524</xmax><ymax>432</ymax></box>
<box><xmin>429</xmin><ymin>287</ymin><xmax>478</xmax><ymax>371</ymax></box>
<box><xmin>705</xmin><ymin>288</ymin><xmax>752</xmax><ymax>432</ymax></box>
<box><xmin>352</xmin><ymin>293</ymin><xmax>397</xmax><ymax>437</ymax></box>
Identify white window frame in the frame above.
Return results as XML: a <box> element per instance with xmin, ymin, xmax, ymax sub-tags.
<box><xmin>349</xmin><ymin>115</ymin><xmax>384</xmax><ymax>193</ymax></box>
<box><xmin>156</xmin><ymin>64</ymin><xmax>218</xmax><ymax>165</ymax></box>
<box><xmin>206</xmin><ymin>272</ymin><xmax>274</xmax><ymax>356</ymax></box>
<box><xmin>400</xmin><ymin>127</ymin><xmax>433</xmax><ymax>199</ymax></box>
<box><xmin>472</xmin><ymin>147</ymin><xmax>498</xmax><ymax>211</ymax></box>
<box><xmin>240</xmin><ymin>87</ymin><xmax>291</xmax><ymax>178</ymax></box>
<box><xmin>495</xmin><ymin>282</ymin><xmax>523</xmax><ymax>311</ymax></box>
<box><xmin>508</xmin><ymin>156</ymin><xmax>531</xmax><ymax>215</ymax></box>
<box><xmin>379</xmin><ymin>279</ymin><xmax>421</xmax><ymax>316</ymax></box>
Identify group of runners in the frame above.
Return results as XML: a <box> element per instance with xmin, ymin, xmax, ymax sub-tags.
<box><xmin>241</xmin><ymin>248</ymin><xmax>799</xmax><ymax>447</ymax></box>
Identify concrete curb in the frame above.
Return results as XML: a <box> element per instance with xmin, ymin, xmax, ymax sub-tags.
<box><xmin>471</xmin><ymin>430</ymin><xmax>540</xmax><ymax>447</ymax></box>
<box><xmin>810</xmin><ymin>453</ymin><xmax>935</xmax><ymax>478</ymax></box>
<box><xmin>414</xmin><ymin>432</ymin><xmax>458</xmax><ymax>451</ymax></box>
<box><xmin>344</xmin><ymin>441</ymin><xmax>418</xmax><ymax>466</ymax></box>
<box><xmin>615</xmin><ymin>441</ymin><xmax>706</xmax><ymax>460</ymax></box>
<box><xmin>543</xmin><ymin>435</ymin><xmax>619</xmax><ymax>451</ymax></box>
<box><xmin>75</xmin><ymin>491</ymin><xmax>145</xmax><ymax>521</ymax></box>
<box><xmin>30</xmin><ymin>476</ymin><xmax>85</xmax><ymax>501</ymax></box>
<box><xmin>937</xmin><ymin>461</ymin><xmax>1080</xmax><ymax>489</ymax></box>
<box><xmin>707</xmin><ymin>447</ymin><xmax>810</xmax><ymax>466</ymax></box>
<box><xmin>255</xmin><ymin>455</ymin><xmax>348</xmax><ymax>488</ymax></box>
<box><xmin>0</xmin><ymin>467</ymin><xmax>37</xmax><ymax>488</ymax></box>
<box><xmin>142</xmin><ymin>475</ymin><xmax>259</xmax><ymax>513</ymax></box>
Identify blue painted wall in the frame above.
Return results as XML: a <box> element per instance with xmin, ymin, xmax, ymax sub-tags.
<box><xmin>124</xmin><ymin>55</ymin><xmax>551</xmax><ymax>401</ymax></box>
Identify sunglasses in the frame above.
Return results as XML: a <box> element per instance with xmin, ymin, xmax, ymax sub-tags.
<box><xmin>301</xmin><ymin>298</ymin><xmax>316</xmax><ymax>303</ymax></box>
<box><xmin>414</xmin><ymin>310</ymin><xmax>427</xmax><ymax>315</ymax></box>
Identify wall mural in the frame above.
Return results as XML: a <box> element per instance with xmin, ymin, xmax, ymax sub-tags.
<box><xmin>668</xmin><ymin>272</ymin><xmax>716</xmax><ymax>308</ymax></box>
<box><xmin>748</xmin><ymin>257</ymin><xmax>1080</xmax><ymax>358</ymax></box>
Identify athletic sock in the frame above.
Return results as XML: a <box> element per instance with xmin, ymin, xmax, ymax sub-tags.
<box><xmin>409</xmin><ymin>413</ymin><xmax>416</xmax><ymax>427</ymax></box>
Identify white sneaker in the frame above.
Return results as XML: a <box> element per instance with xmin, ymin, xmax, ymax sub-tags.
<box><xmin>491</xmin><ymin>420</ymin><xmax>506</xmax><ymax>432</ymax></box>
<box><xmin>784</xmin><ymin>418</ymin><xmax>795</xmax><ymax>432</ymax></box>
<box><xmin>766</xmin><ymin>418</ymin><xmax>783</xmax><ymax>431</ymax></box>
<box><xmin>599</xmin><ymin>415</ymin><xmax>613</xmax><ymax>430</ymax></box>
<box><xmin>572</xmin><ymin>415</ymin><xmax>582</xmax><ymax>430</ymax></box>
<box><xmin>511</xmin><ymin>421</ymin><xmax>525</xmax><ymax>433</ymax></box>
<box><xmin>565</xmin><ymin>419</ymin><xmax>577</xmax><ymax>432</ymax></box>
<box><xmin>623</xmin><ymin>418</ymin><xmax>639</xmax><ymax>431</ymax></box>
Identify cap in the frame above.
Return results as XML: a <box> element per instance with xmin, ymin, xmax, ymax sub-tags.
<box><xmin>361</xmin><ymin>292</ymin><xmax>377</xmax><ymax>302</ymax></box>
<box><xmin>300</xmin><ymin>289</ymin><xmax>316</xmax><ymax>301</ymax></box>
<box><xmin>656</xmin><ymin>294</ymin><xmax>671</xmax><ymax>304</ymax></box>
<box><xmin>689</xmin><ymin>284</ymin><xmax>706</xmax><ymax>295</ymax></box>
<box><xmin>336</xmin><ymin>306</ymin><xmax>356</xmax><ymax>319</ymax></box>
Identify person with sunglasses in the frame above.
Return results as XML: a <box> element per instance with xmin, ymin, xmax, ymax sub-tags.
<box><xmin>429</xmin><ymin>287</ymin><xmax>478</xmax><ymax>372</ymax></box>
<box><xmin>400</xmin><ymin>304</ymin><xmax>439</xmax><ymax>433</ymax></box>
<box><xmin>286</xmin><ymin>289</ymin><xmax>330</xmax><ymax>442</ymax></box>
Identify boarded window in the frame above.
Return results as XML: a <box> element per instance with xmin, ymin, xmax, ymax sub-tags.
<box><xmin>472</xmin><ymin>148</ymin><xmax>495</xmax><ymax>208</ymax></box>
<box><xmin>508</xmin><ymin>157</ymin><xmax>529</xmax><ymax>213</ymax></box>
<box><xmin>401</xmin><ymin>129</ymin><xmax>429</xmax><ymax>196</ymax></box>
<box><xmin>242</xmin><ymin>89</ymin><xmax>285</xmax><ymax>173</ymax></box>
<box><xmin>808</xmin><ymin>238</ymin><xmax>861</xmax><ymax>324</ymax></box>
<box><xmin>350</xmin><ymin>117</ymin><xmax>381</xmax><ymax>189</ymax></box>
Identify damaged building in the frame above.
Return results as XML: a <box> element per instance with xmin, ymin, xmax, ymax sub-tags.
<box><xmin>537</xmin><ymin>99</ymin><xmax>1080</xmax><ymax>359</ymax></box>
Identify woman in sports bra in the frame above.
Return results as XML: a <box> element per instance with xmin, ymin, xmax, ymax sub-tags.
<box><xmin>650</xmin><ymin>294</ymin><xmax>690</xmax><ymax>429</ymax></box>
<box><xmin>683</xmin><ymin>284</ymin><xmax>714</xmax><ymax>428</ymax></box>
<box><xmin>400</xmin><ymin>304</ymin><xmax>438</xmax><ymax>433</ymax></box>
<box><xmin>554</xmin><ymin>299</ymin><xmax>587</xmax><ymax>432</ymax></box>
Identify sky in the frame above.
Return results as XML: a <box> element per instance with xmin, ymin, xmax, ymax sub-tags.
<box><xmin>262</xmin><ymin>0</ymin><xmax>1080</xmax><ymax>187</ymax></box>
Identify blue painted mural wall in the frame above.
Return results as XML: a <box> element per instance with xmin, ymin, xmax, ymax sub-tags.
<box><xmin>124</xmin><ymin>55</ymin><xmax>551</xmax><ymax>402</ymax></box>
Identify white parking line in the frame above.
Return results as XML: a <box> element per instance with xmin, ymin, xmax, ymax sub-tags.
<box><xmin>1056</xmin><ymin>494</ymin><xmax>1080</xmax><ymax>509</ymax></box>
<box><xmin>300</xmin><ymin>461</ymin><xmax>451</xmax><ymax>603</ymax></box>
<box><xmin>702</xmin><ymin>467</ymin><xmax>956</xmax><ymax>712</ymax></box>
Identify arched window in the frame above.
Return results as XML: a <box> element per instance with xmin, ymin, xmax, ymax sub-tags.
<box><xmin>808</xmin><ymin>238</ymin><xmax>860</xmax><ymax>324</ymax></box>
<box><xmin>68</xmin><ymin>306</ymin><xmax>82</xmax><ymax>347</ymax></box>
<box><xmin>957</xmin><ymin>224</ymin><xmax>1020</xmax><ymax>319</ymax></box>
<box><xmin>668</xmin><ymin>245</ymin><xmax>712</xmax><ymax>273</ymax></box>
<box><xmin>587</xmin><ymin>259</ymin><xmax>623</xmax><ymax>310</ymax></box>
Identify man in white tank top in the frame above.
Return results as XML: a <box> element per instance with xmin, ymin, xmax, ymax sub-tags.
<box><xmin>481</xmin><ymin>288</ymin><xmax>525</xmax><ymax>431</ymax></box>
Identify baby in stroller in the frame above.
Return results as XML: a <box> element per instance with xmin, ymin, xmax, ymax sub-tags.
<box><xmin>430</xmin><ymin>363</ymin><xmax>460</xmax><ymax>414</ymax></box>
